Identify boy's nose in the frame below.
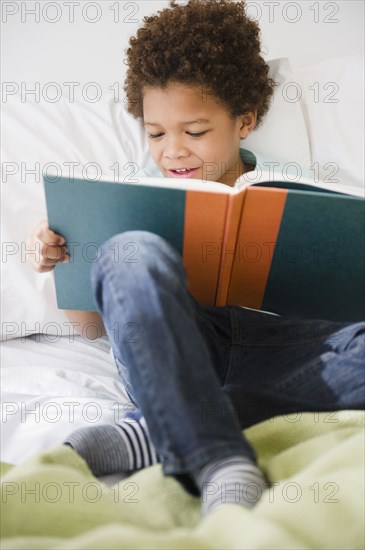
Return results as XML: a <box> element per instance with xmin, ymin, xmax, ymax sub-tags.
<box><xmin>163</xmin><ymin>136</ymin><xmax>189</xmax><ymax>159</ymax></box>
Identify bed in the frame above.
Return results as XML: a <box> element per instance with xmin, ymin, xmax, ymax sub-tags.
<box><xmin>1</xmin><ymin>35</ymin><xmax>364</xmax><ymax>550</ymax></box>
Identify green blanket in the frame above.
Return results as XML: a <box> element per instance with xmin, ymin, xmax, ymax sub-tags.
<box><xmin>1</xmin><ymin>411</ymin><xmax>364</xmax><ymax>549</ymax></box>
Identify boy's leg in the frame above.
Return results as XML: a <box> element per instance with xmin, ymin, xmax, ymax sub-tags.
<box><xmin>217</xmin><ymin>307</ymin><xmax>365</xmax><ymax>429</ymax></box>
<box><xmin>88</xmin><ymin>230</ymin><xmax>263</xmax><ymax>503</ymax></box>
<box><xmin>66</xmin><ymin>232</ymin><xmax>266</xmax><ymax>513</ymax></box>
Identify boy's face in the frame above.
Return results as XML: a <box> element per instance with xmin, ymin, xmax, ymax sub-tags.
<box><xmin>142</xmin><ymin>82</ymin><xmax>256</xmax><ymax>187</ymax></box>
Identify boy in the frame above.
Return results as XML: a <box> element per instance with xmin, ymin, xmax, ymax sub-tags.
<box><xmin>28</xmin><ymin>0</ymin><xmax>364</xmax><ymax>516</ymax></box>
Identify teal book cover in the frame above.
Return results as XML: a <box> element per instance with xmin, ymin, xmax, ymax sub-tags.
<box><xmin>43</xmin><ymin>174</ymin><xmax>230</xmax><ymax>311</ymax></box>
<box><xmin>227</xmin><ymin>186</ymin><xmax>365</xmax><ymax>322</ymax></box>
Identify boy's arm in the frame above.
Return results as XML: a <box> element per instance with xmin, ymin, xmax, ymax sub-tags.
<box><xmin>63</xmin><ymin>310</ymin><xmax>106</xmax><ymax>340</ymax></box>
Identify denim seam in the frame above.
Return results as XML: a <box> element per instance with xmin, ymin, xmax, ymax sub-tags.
<box><xmin>271</xmin><ymin>360</ymin><xmax>327</xmax><ymax>393</ymax></box>
<box><xmin>231</xmin><ymin>339</ymin><xmax>331</xmax><ymax>347</ymax></box>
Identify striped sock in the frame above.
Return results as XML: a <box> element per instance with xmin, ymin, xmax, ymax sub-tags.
<box><xmin>63</xmin><ymin>413</ymin><xmax>160</xmax><ymax>476</ymax></box>
<box><xmin>194</xmin><ymin>456</ymin><xmax>267</xmax><ymax>516</ymax></box>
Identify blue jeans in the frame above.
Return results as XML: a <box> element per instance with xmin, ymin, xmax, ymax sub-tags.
<box><xmin>91</xmin><ymin>231</ymin><xmax>365</xmax><ymax>495</ymax></box>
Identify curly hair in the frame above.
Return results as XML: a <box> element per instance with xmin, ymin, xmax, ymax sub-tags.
<box><xmin>123</xmin><ymin>0</ymin><xmax>276</xmax><ymax>129</ymax></box>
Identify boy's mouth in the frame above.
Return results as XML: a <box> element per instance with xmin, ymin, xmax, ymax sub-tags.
<box><xmin>167</xmin><ymin>168</ymin><xmax>198</xmax><ymax>178</ymax></box>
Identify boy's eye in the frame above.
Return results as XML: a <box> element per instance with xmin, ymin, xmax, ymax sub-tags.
<box><xmin>147</xmin><ymin>131</ymin><xmax>208</xmax><ymax>139</ymax></box>
<box><xmin>188</xmin><ymin>131</ymin><xmax>208</xmax><ymax>138</ymax></box>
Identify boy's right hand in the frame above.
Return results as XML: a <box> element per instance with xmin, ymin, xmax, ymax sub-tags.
<box><xmin>26</xmin><ymin>219</ymin><xmax>69</xmax><ymax>273</ymax></box>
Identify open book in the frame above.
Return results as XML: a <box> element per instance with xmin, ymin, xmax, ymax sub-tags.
<box><xmin>43</xmin><ymin>171</ymin><xmax>364</xmax><ymax>322</ymax></box>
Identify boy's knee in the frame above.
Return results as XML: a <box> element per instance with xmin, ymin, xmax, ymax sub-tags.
<box><xmin>102</xmin><ymin>230</ymin><xmax>179</xmax><ymax>263</ymax></box>
<box><xmin>329</xmin><ymin>322</ymin><xmax>365</xmax><ymax>355</ymax></box>
<box><xmin>91</xmin><ymin>230</ymin><xmax>184</xmax><ymax>281</ymax></box>
<box><xmin>104</xmin><ymin>230</ymin><xmax>164</xmax><ymax>249</ymax></box>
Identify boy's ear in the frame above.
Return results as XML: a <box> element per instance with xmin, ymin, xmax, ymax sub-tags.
<box><xmin>239</xmin><ymin>111</ymin><xmax>257</xmax><ymax>139</ymax></box>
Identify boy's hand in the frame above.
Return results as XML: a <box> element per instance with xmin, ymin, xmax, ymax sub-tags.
<box><xmin>26</xmin><ymin>219</ymin><xmax>69</xmax><ymax>273</ymax></box>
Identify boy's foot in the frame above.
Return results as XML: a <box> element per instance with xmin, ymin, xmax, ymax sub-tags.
<box><xmin>193</xmin><ymin>455</ymin><xmax>267</xmax><ymax>516</ymax></box>
<box><xmin>63</xmin><ymin>412</ymin><xmax>160</xmax><ymax>476</ymax></box>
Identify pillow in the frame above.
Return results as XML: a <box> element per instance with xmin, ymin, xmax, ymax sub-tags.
<box><xmin>1</xmin><ymin>57</ymin><xmax>311</xmax><ymax>341</ymax></box>
<box><xmin>292</xmin><ymin>55</ymin><xmax>364</xmax><ymax>191</ymax></box>
<box><xmin>1</xmin><ymin>94</ymin><xmax>133</xmax><ymax>342</ymax></box>
<box><xmin>244</xmin><ymin>57</ymin><xmax>311</xmax><ymax>174</ymax></box>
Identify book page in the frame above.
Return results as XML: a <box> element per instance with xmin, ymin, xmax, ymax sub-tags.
<box><xmin>43</xmin><ymin>168</ymin><xmax>239</xmax><ymax>194</ymax></box>
<box><xmin>234</xmin><ymin>169</ymin><xmax>364</xmax><ymax>197</ymax></box>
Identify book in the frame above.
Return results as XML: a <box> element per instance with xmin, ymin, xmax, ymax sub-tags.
<box><xmin>43</xmin><ymin>171</ymin><xmax>365</xmax><ymax>322</ymax></box>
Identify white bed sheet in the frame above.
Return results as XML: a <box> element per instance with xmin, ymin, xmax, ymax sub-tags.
<box><xmin>1</xmin><ymin>334</ymin><xmax>131</xmax><ymax>469</ymax></box>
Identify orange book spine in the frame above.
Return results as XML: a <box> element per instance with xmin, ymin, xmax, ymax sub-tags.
<box><xmin>227</xmin><ymin>187</ymin><xmax>287</xmax><ymax>308</ymax></box>
<box><xmin>183</xmin><ymin>189</ymin><xmax>228</xmax><ymax>305</ymax></box>
<box><xmin>214</xmin><ymin>190</ymin><xmax>246</xmax><ymax>306</ymax></box>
